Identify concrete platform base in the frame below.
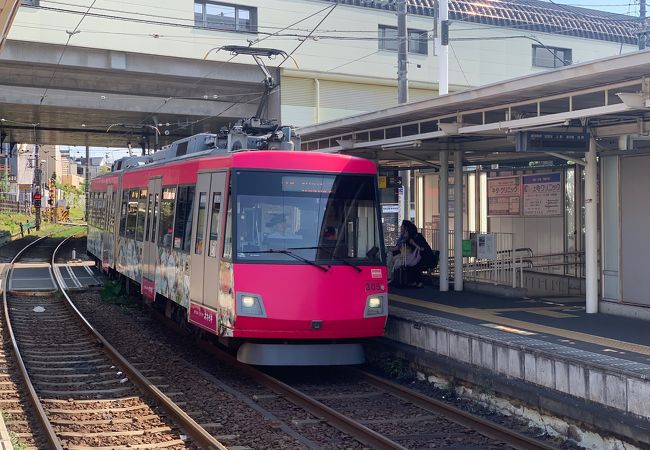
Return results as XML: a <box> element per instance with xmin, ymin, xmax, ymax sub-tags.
<box><xmin>384</xmin><ymin>305</ymin><xmax>650</xmax><ymax>447</ymax></box>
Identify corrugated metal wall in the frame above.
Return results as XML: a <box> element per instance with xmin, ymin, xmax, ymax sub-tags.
<box><xmin>281</xmin><ymin>76</ymin><xmax>437</xmax><ymax>126</ymax></box>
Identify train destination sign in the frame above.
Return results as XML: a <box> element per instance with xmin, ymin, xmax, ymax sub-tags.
<box><xmin>516</xmin><ymin>131</ymin><xmax>589</xmax><ymax>153</ymax></box>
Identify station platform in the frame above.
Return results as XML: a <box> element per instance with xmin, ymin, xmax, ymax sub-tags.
<box><xmin>384</xmin><ymin>285</ymin><xmax>650</xmax><ymax>447</ymax></box>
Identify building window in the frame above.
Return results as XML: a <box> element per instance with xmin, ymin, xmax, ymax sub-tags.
<box><xmin>194</xmin><ymin>1</ymin><xmax>257</xmax><ymax>33</ymax></box>
<box><xmin>532</xmin><ymin>45</ymin><xmax>572</xmax><ymax>68</ymax></box>
<box><xmin>378</xmin><ymin>25</ymin><xmax>428</xmax><ymax>55</ymax></box>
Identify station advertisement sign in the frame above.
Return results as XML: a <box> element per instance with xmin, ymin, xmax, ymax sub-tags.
<box><xmin>381</xmin><ymin>203</ymin><xmax>400</xmax><ymax>247</ymax></box>
<box><xmin>522</xmin><ymin>172</ymin><xmax>563</xmax><ymax>216</ymax></box>
<box><xmin>487</xmin><ymin>176</ymin><xmax>521</xmax><ymax>216</ymax></box>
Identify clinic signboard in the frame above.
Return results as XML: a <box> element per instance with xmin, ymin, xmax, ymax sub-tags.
<box><xmin>522</xmin><ymin>172</ymin><xmax>562</xmax><ymax>216</ymax></box>
<box><xmin>487</xmin><ymin>176</ymin><xmax>521</xmax><ymax>216</ymax></box>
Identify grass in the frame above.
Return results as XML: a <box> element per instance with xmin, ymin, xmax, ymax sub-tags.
<box><xmin>68</xmin><ymin>206</ymin><xmax>85</xmax><ymax>222</ymax></box>
<box><xmin>0</xmin><ymin>211</ymin><xmax>87</xmax><ymax>241</ymax></box>
<box><xmin>0</xmin><ymin>212</ymin><xmax>31</xmax><ymax>236</ymax></box>
<box><xmin>49</xmin><ymin>225</ymin><xmax>86</xmax><ymax>238</ymax></box>
<box><xmin>100</xmin><ymin>280</ymin><xmax>129</xmax><ymax>305</ymax></box>
<box><xmin>9</xmin><ymin>431</ymin><xmax>27</xmax><ymax>450</ymax></box>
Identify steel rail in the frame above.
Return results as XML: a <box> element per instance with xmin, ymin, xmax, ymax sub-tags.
<box><xmin>50</xmin><ymin>236</ymin><xmax>226</xmax><ymax>450</ymax></box>
<box><xmin>2</xmin><ymin>235</ymin><xmax>64</xmax><ymax>450</ymax></box>
<box><xmin>151</xmin><ymin>306</ymin><xmax>557</xmax><ymax>450</ymax></box>
<box><xmin>357</xmin><ymin>370</ymin><xmax>558</xmax><ymax>450</ymax></box>
<box><xmin>136</xmin><ymin>305</ymin><xmax>408</xmax><ymax>450</ymax></box>
<box><xmin>188</xmin><ymin>337</ymin><xmax>407</xmax><ymax>450</ymax></box>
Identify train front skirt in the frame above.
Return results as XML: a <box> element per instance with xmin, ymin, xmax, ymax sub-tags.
<box><xmin>236</xmin><ymin>342</ymin><xmax>365</xmax><ymax>366</ymax></box>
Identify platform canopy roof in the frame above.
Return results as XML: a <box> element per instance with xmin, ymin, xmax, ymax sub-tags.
<box><xmin>298</xmin><ymin>49</ymin><xmax>650</xmax><ymax>168</ymax></box>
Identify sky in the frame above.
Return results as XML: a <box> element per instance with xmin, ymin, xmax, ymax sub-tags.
<box><xmin>63</xmin><ymin>146</ymin><xmax>131</xmax><ymax>163</ymax></box>
<box><xmin>548</xmin><ymin>0</ymin><xmax>641</xmax><ymax>16</ymax></box>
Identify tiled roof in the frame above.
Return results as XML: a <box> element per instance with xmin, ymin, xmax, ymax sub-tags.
<box><xmin>329</xmin><ymin>0</ymin><xmax>640</xmax><ymax>44</ymax></box>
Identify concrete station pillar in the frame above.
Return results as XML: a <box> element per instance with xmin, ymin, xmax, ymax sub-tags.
<box><xmin>439</xmin><ymin>151</ymin><xmax>449</xmax><ymax>291</ymax></box>
<box><xmin>454</xmin><ymin>150</ymin><xmax>464</xmax><ymax>291</ymax></box>
<box><xmin>585</xmin><ymin>137</ymin><xmax>598</xmax><ymax>313</ymax></box>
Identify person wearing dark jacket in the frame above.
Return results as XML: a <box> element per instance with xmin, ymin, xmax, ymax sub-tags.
<box><xmin>402</xmin><ymin>221</ymin><xmax>437</xmax><ymax>288</ymax></box>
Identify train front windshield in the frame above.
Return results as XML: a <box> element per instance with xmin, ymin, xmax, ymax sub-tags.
<box><xmin>235</xmin><ymin>170</ymin><xmax>383</xmax><ymax>265</ymax></box>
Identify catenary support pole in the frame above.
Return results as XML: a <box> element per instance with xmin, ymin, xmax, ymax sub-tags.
<box><xmin>84</xmin><ymin>145</ymin><xmax>89</xmax><ymax>223</ymax></box>
<box><xmin>439</xmin><ymin>151</ymin><xmax>449</xmax><ymax>291</ymax></box>
<box><xmin>438</xmin><ymin>0</ymin><xmax>449</xmax><ymax>94</ymax></box>
<box><xmin>397</xmin><ymin>0</ymin><xmax>408</xmax><ymax>104</ymax></box>
<box><xmin>34</xmin><ymin>144</ymin><xmax>41</xmax><ymax>230</ymax></box>
<box><xmin>454</xmin><ymin>150</ymin><xmax>463</xmax><ymax>291</ymax></box>
<box><xmin>585</xmin><ymin>137</ymin><xmax>598</xmax><ymax>313</ymax></box>
<box><xmin>640</xmin><ymin>0</ymin><xmax>647</xmax><ymax>50</ymax></box>
<box><xmin>397</xmin><ymin>0</ymin><xmax>411</xmax><ymax>225</ymax></box>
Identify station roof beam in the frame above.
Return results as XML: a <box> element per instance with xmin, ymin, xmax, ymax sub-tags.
<box><xmin>299</xmin><ymin>50</ymin><xmax>650</xmax><ymax>167</ymax></box>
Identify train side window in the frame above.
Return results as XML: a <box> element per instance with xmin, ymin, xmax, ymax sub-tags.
<box><xmin>135</xmin><ymin>189</ymin><xmax>147</xmax><ymax>241</ymax></box>
<box><xmin>111</xmin><ymin>192</ymin><xmax>116</xmax><ymax>232</ymax></box>
<box><xmin>207</xmin><ymin>192</ymin><xmax>222</xmax><ymax>258</ymax></box>
<box><xmin>150</xmin><ymin>193</ymin><xmax>159</xmax><ymax>243</ymax></box>
<box><xmin>223</xmin><ymin>192</ymin><xmax>232</xmax><ymax>260</ymax></box>
<box><xmin>158</xmin><ymin>187</ymin><xmax>176</xmax><ymax>248</ymax></box>
<box><xmin>101</xmin><ymin>193</ymin><xmax>107</xmax><ymax>230</ymax></box>
<box><xmin>173</xmin><ymin>185</ymin><xmax>195</xmax><ymax>252</ymax></box>
<box><xmin>119</xmin><ymin>191</ymin><xmax>128</xmax><ymax>237</ymax></box>
<box><xmin>126</xmin><ymin>190</ymin><xmax>139</xmax><ymax>239</ymax></box>
<box><xmin>144</xmin><ymin>194</ymin><xmax>153</xmax><ymax>242</ymax></box>
<box><xmin>195</xmin><ymin>192</ymin><xmax>207</xmax><ymax>255</ymax></box>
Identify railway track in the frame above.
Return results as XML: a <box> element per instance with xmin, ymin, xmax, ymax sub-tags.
<box><xmin>70</xmin><ymin>284</ymin><xmax>565</xmax><ymax>450</ymax></box>
<box><xmin>2</xmin><ymin>235</ymin><xmax>226</xmax><ymax>450</ymax></box>
<box><xmin>200</xmin><ymin>341</ymin><xmax>559</xmax><ymax>450</ymax></box>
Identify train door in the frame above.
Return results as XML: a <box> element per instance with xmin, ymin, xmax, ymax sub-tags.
<box><xmin>188</xmin><ymin>172</ymin><xmax>226</xmax><ymax>331</ymax></box>
<box><xmin>203</xmin><ymin>172</ymin><xmax>227</xmax><ymax>309</ymax></box>
<box><xmin>142</xmin><ymin>177</ymin><xmax>161</xmax><ymax>301</ymax></box>
<box><xmin>190</xmin><ymin>173</ymin><xmax>211</xmax><ymax>306</ymax></box>
<box><xmin>103</xmin><ymin>183</ymin><xmax>113</xmax><ymax>269</ymax></box>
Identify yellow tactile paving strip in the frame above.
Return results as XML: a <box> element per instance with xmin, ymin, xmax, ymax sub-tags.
<box><xmin>390</xmin><ymin>293</ymin><xmax>650</xmax><ymax>357</ymax></box>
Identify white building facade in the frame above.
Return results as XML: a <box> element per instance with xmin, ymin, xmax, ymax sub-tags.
<box><xmin>8</xmin><ymin>0</ymin><xmax>639</xmax><ymax>129</ymax></box>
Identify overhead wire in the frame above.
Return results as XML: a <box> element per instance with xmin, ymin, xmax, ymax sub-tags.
<box><xmin>449</xmin><ymin>42</ymin><xmax>471</xmax><ymax>87</ymax></box>
<box><xmin>39</xmin><ymin>0</ymin><xmax>98</xmax><ymax>105</ymax></box>
<box><xmin>278</xmin><ymin>3</ymin><xmax>338</xmax><ymax>68</ymax></box>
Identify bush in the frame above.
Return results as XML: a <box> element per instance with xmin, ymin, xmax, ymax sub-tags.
<box><xmin>100</xmin><ymin>280</ymin><xmax>127</xmax><ymax>304</ymax></box>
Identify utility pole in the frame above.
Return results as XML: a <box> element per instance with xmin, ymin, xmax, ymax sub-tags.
<box><xmin>640</xmin><ymin>0</ymin><xmax>647</xmax><ymax>50</ymax></box>
<box><xmin>34</xmin><ymin>144</ymin><xmax>41</xmax><ymax>230</ymax></box>
<box><xmin>84</xmin><ymin>145</ymin><xmax>90</xmax><ymax>222</ymax></box>
<box><xmin>397</xmin><ymin>0</ymin><xmax>408</xmax><ymax>104</ymax></box>
<box><xmin>397</xmin><ymin>0</ymin><xmax>411</xmax><ymax>223</ymax></box>
<box><xmin>438</xmin><ymin>0</ymin><xmax>449</xmax><ymax>94</ymax></box>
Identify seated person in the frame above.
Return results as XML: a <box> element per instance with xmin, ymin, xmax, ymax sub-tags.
<box><xmin>266</xmin><ymin>214</ymin><xmax>301</xmax><ymax>240</ymax></box>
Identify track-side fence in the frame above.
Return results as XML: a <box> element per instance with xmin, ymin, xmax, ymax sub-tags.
<box><xmin>422</xmin><ymin>227</ymin><xmax>585</xmax><ymax>289</ymax></box>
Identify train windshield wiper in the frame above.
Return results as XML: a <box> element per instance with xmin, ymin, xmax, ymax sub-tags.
<box><xmin>241</xmin><ymin>249</ymin><xmax>329</xmax><ymax>272</ymax></box>
<box><xmin>288</xmin><ymin>246</ymin><xmax>362</xmax><ymax>272</ymax></box>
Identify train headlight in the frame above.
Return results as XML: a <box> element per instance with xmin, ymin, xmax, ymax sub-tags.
<box><xmin>364</xmin><ymin>293</ymin><xmax>387</xmax><ymax>317</ymax></box>
<box><xmin>236</xmin><ymin>292</ymin><xmax>267</xmax><ymax>318</ymax></box>
<box><xmin>242</xmin><ymin>295</ymin><xmax>256</xmax><ymax>308</ymax></box>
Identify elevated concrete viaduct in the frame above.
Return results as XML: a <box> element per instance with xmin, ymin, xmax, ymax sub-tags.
<box><xmin>0</xmin><ymin>40</ymin><xmax>280</xmax><ymax>147</ymax></box>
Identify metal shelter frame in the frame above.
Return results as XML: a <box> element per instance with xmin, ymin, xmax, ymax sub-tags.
<box><xmin>298</xmin><ymin>49</ymin><xmax>650</xmax><ymax>313</ymax></box>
